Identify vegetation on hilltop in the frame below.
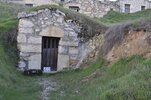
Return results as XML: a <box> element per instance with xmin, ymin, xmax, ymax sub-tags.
<box><xmin>0</xmin><ymin>2</ymin><xmax>151</xmax><ymax>100</ymax></box>
<box><xmin>99</xmin><ymin>9</ymin><xmax>151</xmax><ymax>25</ymax></box>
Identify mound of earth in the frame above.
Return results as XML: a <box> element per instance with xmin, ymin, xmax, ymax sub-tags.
<box><xmin>106</xmin><ymin>30</ymin><xmax>151</xmax><ymax>64</ymax></box>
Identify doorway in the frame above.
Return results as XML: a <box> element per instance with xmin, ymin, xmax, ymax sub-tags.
<box><xmin>41</xmin><ymin>36</ymin><xmax>60</xmax><ymax>72</ymax></box>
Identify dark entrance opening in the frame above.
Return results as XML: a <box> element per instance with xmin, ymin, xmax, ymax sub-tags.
<box><xmin>69</xmin><ymin>6</ymin><xmax>80</xmax><ymax>12</ymax></box>
<box><xmin>41</xmin><ymin>36</ymin><xmax>60</xmax><ymax>72</ymax></box>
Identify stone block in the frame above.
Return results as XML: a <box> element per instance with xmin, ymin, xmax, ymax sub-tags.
<box><xmin>18</xmin><ymin>12</ymin><xmax>38</xmax><ymax>18</ymax></box>
<box><xmin>19</xmin><ymin>27</ymin><xmax>34</xmax><ymax>34</ymax></box>
<box><xmin>68</xmin><ymin>36</ymin><xmax>79</xmax><ymax>42</ymax></box>
<box><xmin>20</xmin><ymin>52</ymin><xmax>30</xmax><ymax>57</ymax></box>
<box><xmin>68</xmin><ymin>32</ymin><xmax>78</xmax><ymax>37</ymax></box>
<box><xmin>19</xmin><ymin>19</ymin><xmax>34</xmax><ymax>28</ymax></box>
<box><xmin>58</xmin><ymin>46</ymin><xmax>69</xmax><ymax>54</ymax></box>
<box><xmin>64</xmin><ymin>23</ymin><xmax>70</xmax><ymax>28</ymax></box>
<box><xmin>59</xmin><ymin>41</ymin><xmax>79</xmax><ymax>46</ymax></box>
<box><xmin>45</xmin><ymin>21</ymin><xmax>53</xmax><ymax>26</ymax></box>
<box><xmin>28</xmin><ymin>61</ymin><xmax>41</xmax><ymax>70</ymax></box>
<box><xmin>19</xmin><ymin>52</ymin><xmax>31</xmax><ymax>61</ymax></box>
<box><xmin>61</xmin><ymin>36</ymin><xmax>69</xmax><ymax>41</ymax></box>
<box><xmin>20</xmin><ymin>44</ymin><xmax>41</xmax><ymax>53</ymax></box>
<box><xmin>17</xmin><ymin>34</ymin><xmax>27</xmax><ymax>43</ymax></box>
<box><xmin>18</xmin><ymin>61</ymin><xmax>26</xmax><ymax>68</ymax></box>
<box><xmin>28</xmin><ymin>37</ymin><xmax>42</xmax><ymax>44</ymax></box>
<box><xmin>57</xmin><ymin>54</ymin><xmax>69</xmax><ymax>71</ymax></box>
<box><xmin>18</xmin><ymin>12</ymin><xmax>27</xmax><ymax>18</ymax></box>
<box><xmin>69</xmin><ymin>47</ymin><xmax>79</xmax><ymax>55</ymax></box>
<box><xmin>69</xmin><ymin>60</ymin><xmax>79</xmax><ymax>67</ymax></box>
<box><xmin>61</xmin><ymin>36</ymin><xmax>78</xmax><ymax>42</ymax></box>
<box><xmin>56</xmin><ymin>10</ymin><xmax>65</xmax><ymax>16</ymax></box>
<box><xmin>35</xmin><ymin>28</ymin><xmax>41</xmax><ymax>32</ymax></box>
<box><xmin>70</xmin><ymin>54</ymin><xmax>78</xmax><ymax>60</ymax></box>
<box><xmin>64</xmin><ymin>27</ymin><xmax>74</xmax><ymax>31</ymax></box>
<box><xmin>56</xmin><ymin>17</ymin><xmax>64</xmax><ymax>23</ymax></box>
<box><xmin>28</xmin><ymin>54</ymin><xmax>41</xmax><ymax>70</ymax></box>
<box><xmin>40</xmin><ymin>26</ymin><xmax>64</xmax><ymax>37</ymax></box>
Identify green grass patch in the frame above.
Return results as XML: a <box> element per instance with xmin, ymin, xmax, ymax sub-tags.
<box><xmin>48</xmin><ymin>55</ymin><xmax>151</xmax><ymax>100</ymax></box>
<box><xmin>0</xmin><ymin>2</ymin><xmax>41</xmax><ymax>100</ymax></box>
<box><xmin>0</xmin><ymin>41</ymin><xmax>41</xmax><ymax>100</ymax></box>
<box><xmin>99</xmin><ymin>9</ymin><xmax>151</xmax><ymax>25</ymax></box>
<box><xmin>0</xmin><ymin>18</ymin><xmax>18</xmax><ymax>33</ymax></box>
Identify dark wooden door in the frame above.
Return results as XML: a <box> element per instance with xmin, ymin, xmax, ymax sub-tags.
<box><xmin>41</xmin><ymin>37</ymin><xmax>60</xmax><ymax>71</ymax></box>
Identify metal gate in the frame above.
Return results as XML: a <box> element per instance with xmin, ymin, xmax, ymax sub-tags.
<box><xmin>41</xmin><ymin>37</ymin><xmax>60</xmax><ymax>72</ymax></box>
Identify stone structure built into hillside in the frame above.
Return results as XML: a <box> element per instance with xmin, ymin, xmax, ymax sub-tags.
<box><xmin>17</xmin><ymin>8</ymin><xmax>104</xmax><ymax>73</ymax></box>
<box><xmin>64</xmin><ymin>0</ymin><xmax>119</xmax><ymax>17</ymax></box>
<box><xmin>6</xmin><ymin>0</ymin><xmax>119</xmax><ymax>17</ymax></box>
<box><xmin>6</xmin><ymin>0</ymin><xmax>151</xmax><ymax>16</ymax></box>
<box><xmin>116</xmin><ymin>0</ymin><xmax>151</xmax><ymax>13</ymax></box>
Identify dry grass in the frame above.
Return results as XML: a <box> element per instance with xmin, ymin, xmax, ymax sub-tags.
<box><xmin>102</xmin><ymin>23</ymin><xmax>132</xmax><ymax>55</ymax></box>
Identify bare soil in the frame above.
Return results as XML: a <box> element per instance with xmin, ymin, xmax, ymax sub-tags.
<box><xmin>106</xmin><ymin>30</ymin><xmax>151</xmax><ymax>65</ymax></box>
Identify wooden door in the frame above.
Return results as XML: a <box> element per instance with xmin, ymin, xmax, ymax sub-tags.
<box><xmin>41</xmin><ymin>37</ymin><xmax>60</xmax><ymax>71</ymax></box>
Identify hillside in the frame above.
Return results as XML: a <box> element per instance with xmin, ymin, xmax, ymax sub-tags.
<box><xmin>99</xmin><ymin>9</ymin><xmax>151</xmax><ymax>25</ymax></box>
<box><xmin>0</xmin><ymin>2</ymin><xmax>151</xmax><ymax>100</ymax></box>
<box><xmin>50</xmin><ymin>55</ymin><xmax>151</xmax><ymax>99</ymax></box>
<box><xmin>0</xmin><ymin>2</ymin><xmax>41</xmax><ymax>100</ymax></box>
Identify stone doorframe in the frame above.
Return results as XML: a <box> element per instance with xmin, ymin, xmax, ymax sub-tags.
<box><xmin>40</xmin><ymin>26</ymin><xmax>64</xmax><ymax>72</ymax></box>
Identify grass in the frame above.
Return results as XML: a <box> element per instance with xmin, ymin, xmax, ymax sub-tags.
<box><xmin>99</xmin><ymin>9</ymin><xmax>151</xmax><ymax>25</ymax></box>
<box><xmin>0</xmin><ymin>2</ymin><xmax>41</xmax><ymax>100</ymax></box>
<box><xmin>0</xmin><ymin>2</ymin><xmax>151</xmax><ymax>100</ymax></box>
<box><xmin>0</xmin><ymin>39</ymin><xmax>41</xmax><ymax>100</ymax></box>
<box><xmin>0</xmin><ymin>2</ymin><xmax>28</xmax><ymax>21</ymax></box>
<box><xmin>49</xmin><ymin>55</ymin><xmax>151</xmax><ymax>100</ymax></box>
<box><xmin>0</xmin><ymin>18</ymin><xmax>18</xmax><ymax>33</ymax></box>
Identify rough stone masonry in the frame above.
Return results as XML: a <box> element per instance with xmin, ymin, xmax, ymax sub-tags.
<box><xmin>17</xmin><ymin>8</ymin><xmax>104</xmax><ymax>72</ymax></box>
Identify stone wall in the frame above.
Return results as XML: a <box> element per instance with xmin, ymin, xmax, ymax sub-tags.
<box><xmin>6</xmin><ymin>0</ymin><xmax>119</xmax><ymax>17</ymax></box>
<box><xmin>65</xmin><ymin>0</ymin><xmax>120</xmax><ymax>17</ymax></box>
<box><xmin>6</xmin><ymin>0</ymin><xmax>151</xmax><ymax>17</ymax></box>
<box><xmin>116</xmin><ymin>0</ymin><xmax>151</xmax><ymax>13</ymax></box>
<box><xmin>25</xmin><ymin>0</ymin><xmax>59</xmax><ymax>6</ymax></box>
<box><xmin>76</xmin><ymin>34</ymin><xmax>104</xmax><ymax>67</ymax></box>
<box><xmin>84</xmin><ymin>34</ymin><xmax>104</xmax><ymax>63</ymax></box>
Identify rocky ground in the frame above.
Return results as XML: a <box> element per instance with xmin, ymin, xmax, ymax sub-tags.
<box><xmin>39</xmin><ymin>78</ymin><xmax>57</xmax><ymax>100</ymax></box>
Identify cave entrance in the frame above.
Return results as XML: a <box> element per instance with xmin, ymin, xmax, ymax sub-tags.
<box><xmin>41</xmin><ymin>36</ymin><xmax>60</xmax><ymax>72</ymax></box>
